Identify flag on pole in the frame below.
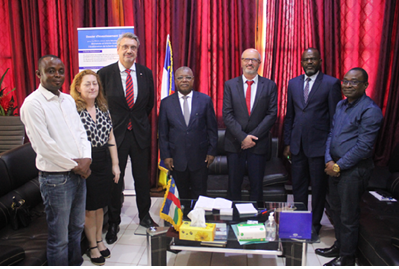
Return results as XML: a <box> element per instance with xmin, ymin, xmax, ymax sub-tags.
<box><xmin>159</xmin><ymin>176</ymin><xmax>183</xmax><ymax>231</ymax></box>
<box><xmin>158</xmin><ymin>35</ymin><xmax>175</xmax><ymax>188</ymax></box>
<box><xmin>160</xmin><ymin>34</ymin><xmax>175</xmax><ymax>100</ymax></box>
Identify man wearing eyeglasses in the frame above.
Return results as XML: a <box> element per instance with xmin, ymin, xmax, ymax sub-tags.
<box><xmin>283</xmin><ymin>48</ymin><xmax>341</xmax><ymax>235</ymax></box>
<box><xmin>159</xmin><ymin>66</ymin><xmax>218</xmax><ymax>199</ymax></box>
<box><xmin>223</xmin><ymin>48</ymin><xmax>277</xmax><ymax>202</ymax></box>
<box><xmin>316</xmin><ymin>68</ymin><xmax>383</xmax><ymax>266</ymax></box>
<box><xmin>98</xmin><ymin>32</ymin><xmax>157</xmax><ymax>244</ymax></box>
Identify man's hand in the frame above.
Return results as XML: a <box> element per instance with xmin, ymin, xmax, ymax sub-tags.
<box><xmin>72</xmin><ymin>158</ymin><xmax>92</xmax><ymax>179</ymax></box>
<box><xmin>241</xmin><ymin>135</ymin><xmax>258</xmax><ymax>150</ymax></box>
<box><xmin>283</xmin><ymin>145</ymin><xmax>291</xmax><ymax>160</ymax></box>
<box><xmin>205</xmin><ymin>155</ymin><xmax>215</xmax><ymax>168</ymax></box>
<box><xmin>164</xmin><ymin>158</ymin><xmax>174</xmax><ymax>171</ymax></box>
<box><xmin>112</xmin><ymin>164</ymin><xmax>121</xmax><ymax>184</ymax></box>
<box><xmin>325</xmin><ymin>161</ymin><xmax>340</xmax><ymax>177</ymax></box>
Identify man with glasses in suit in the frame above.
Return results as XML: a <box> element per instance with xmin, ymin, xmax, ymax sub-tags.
<box><xmin>223</xmin><ymin>48</ymin><xmax>277</xmax><ymax>202</ymax></box>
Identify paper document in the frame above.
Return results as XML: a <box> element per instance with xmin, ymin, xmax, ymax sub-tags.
<box><xmin>369</xmin><ymin>191</ymin><xmax>397</xmax><ymax>202</ymax></box>
<box><xmin>235</xmin><ymin>203</ymin><xmax>258</xmax><ymax>214</ymax></box>
<box><xmin>194</xmin><ymin>196</ymin><xmax>233</xmax><ymax>211</ymax></box>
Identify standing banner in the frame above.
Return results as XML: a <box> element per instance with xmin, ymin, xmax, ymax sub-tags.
<box><xmin>78</xmin><ymin>26</ymin><xmax>134</xmax><ymax>72</ymax></box>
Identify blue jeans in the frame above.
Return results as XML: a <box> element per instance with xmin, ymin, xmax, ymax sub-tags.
<box><xmin>39</xmin><ymin>171</ymin><xmax>86</xmax><ymax>266</ymax></box>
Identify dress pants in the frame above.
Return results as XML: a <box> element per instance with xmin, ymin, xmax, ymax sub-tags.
<box><xmin>109</xmin><ymin>129</ymin><xmax>151</xmax><ymax>223</ymax></box>
<box><xmin>172</xmin><ymin>166</ymin><xmax>208</xmax><ymax>200</ymax></box>
<box><xmin>291</xmin><ymin>148</ymin><xmax>327</xmax><ymax>230</ymax></box>
<box><xmin>329</xmin><ymin>158</ymin><xmax>373</xmax><ymax>256</ymax></box>
<box><xmin>227</xmin><ymin>151</ymin><xmax>266</xmax><ymax>202</ymax></box>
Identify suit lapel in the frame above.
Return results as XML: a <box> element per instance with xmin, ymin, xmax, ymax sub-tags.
<box><xmin>298</xmin><ymin>75</ymin><xmax>306</xmax><ymax>107</ymax></box>
<box><xmin>252</xmin><ymin>76</ymin><xmax>264</xmax><ymax>113</ymax></box>
<box><xmin>189</xmin><ymin>91</ymin><xmax>199</xmax><ymax>127</ymax></box>
<box><xmin>135</xmin><ymin>64</ymin><xmax>144</xmax><ymax>106</ymax></box>
<box><xmin>235</xmin><ymin>76</ymin><xmax>248</xmax><ymax>116</ymax></box>
<box><xmin>171</xmin><ymin>93</ymin><xmax>187</xmax><ymax>128</ymax></box>
<box><xmin>305</xmin><ymin>72</ymin><xmax>323</xmax><ymax>107</ymax></box>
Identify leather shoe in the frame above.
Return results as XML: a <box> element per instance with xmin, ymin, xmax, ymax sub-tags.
<box><xmin>323</xmin><ymin>256</ymin><xmax>355</xmax><ymax>266</ymax></box>
<box><xmin>139</xmin><ymin>215</ymin><xmax>159</xmax><ymax>228</ymax></box>
<box><xmin>105</xmin><ymin>223</ymin><xmax>120</xmax><ymax>244</ymax></box>
<box><xmin>315</xmin><ymin>244</ymin><xmax>340</xmax><ymax>258</ymax></box>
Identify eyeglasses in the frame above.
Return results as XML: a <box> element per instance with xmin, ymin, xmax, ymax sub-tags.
<box><xmin>241</xmin><ymin>58</ymin><xmax>260</xmax><ymax>63</ymax></box>
<box><xmin>341</xmin><ymin>80</ymin><xmax>365</xmax><ymax>86</ymax></box>
<box><xmin>176</xmin><ymin>76</ymin><xmax>193</xmax><ymax>81</ymax></box>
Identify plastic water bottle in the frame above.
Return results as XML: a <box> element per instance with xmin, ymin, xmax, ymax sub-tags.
<box><xmin>265</xmin><ymin>212</ymin><xmax>276</xmax><ymax>241</ymax></box>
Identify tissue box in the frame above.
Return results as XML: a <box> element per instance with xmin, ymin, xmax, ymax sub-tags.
<box><xmin>179</xmin><ymin>221</ymin><xmax>216</xmax><ymax>241</ymax></box>
<box><xmin>237</xmin><ymin>223</ymin><xmax>266</xmax><ymax>242</ymax></box>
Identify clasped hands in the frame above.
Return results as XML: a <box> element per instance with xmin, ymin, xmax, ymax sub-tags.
<box><xmin>241</xmin><ymin>135</ymin><xmax>258</xmax><ymax>150</ymax></box>
<box><xmin>164</xmin><ymin>155</ymin><xmax>215</xmax><ymax>171</ymax></box>
<box><xmin>72</xmin><ymin>158</ymin><xmax>92</xmax><ymax>179</ymax></box>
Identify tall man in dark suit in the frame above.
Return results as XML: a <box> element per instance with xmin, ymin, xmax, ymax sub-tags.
<box><xmin>283</xmin><ymin>48</ymin><xmax>342</xmax><ymax>234</ymax></box>
<box><xmin>223</xmin><ymin>48</ymin><xmax>277</xmax><ymax>202</ymax></box>
<box><xmin>159</xmin><ymin>66</ymin><xmax>218</xmax><ymax>199</ymax></box>
<box><xmin>98</xmin><ymin>32</ymin><xmax>157</xmax><ymax>245</ymax></box>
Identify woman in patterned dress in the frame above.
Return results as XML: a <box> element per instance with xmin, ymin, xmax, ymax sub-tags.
<box><xmin>71</xmin><ymin>70</ymin><xmax>120</xmax><ymax>266</ymax></box>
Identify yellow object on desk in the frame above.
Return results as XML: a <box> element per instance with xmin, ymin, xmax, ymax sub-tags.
<box><xmin>179</xmin><ymin>221</ymin><xmax>216</xmax><ymax>241</ymax></box>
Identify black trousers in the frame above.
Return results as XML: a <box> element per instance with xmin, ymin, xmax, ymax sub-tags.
<box><xmin>329</xmin><ymin>158</ymin><xmax>373</xmax><ymax>256</ymax></box>
<box><xmin>108</xmin><ymin>130</ymin><xmax>151</xmax><ymax>224</ymax></box>
<box><xmin>226</xmin><ymin>151</ymin><xmax>266</xmax><ymax>202</ymax></box>
<box><xmin>172</xmin><ymin>166</ymin><xmax>208</xmax><ymax>200</ymax></box>
<box><xmin>291</xmin><ymin>148</ymin><xmax>328</xmax><ymax>230</ymax></box>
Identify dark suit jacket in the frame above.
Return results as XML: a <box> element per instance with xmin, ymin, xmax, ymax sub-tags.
<box><xmin>222</xmin><ymin>75</ymin><xmax>277</xmax><ymax>154</ymax></box>
<box><xmin>283</xmin><ymin>72</ymin><xmax>341</xmax><ymax>157</ymax></box>
<box><xmin>159</xmin><ymin>91</ymin><xmax>218</xmax><ymax>171</ymax></box>
<box><xmin>98</xmin><ymin>62</ymin><xmax>154</xmax><ymax>149</ymax></box>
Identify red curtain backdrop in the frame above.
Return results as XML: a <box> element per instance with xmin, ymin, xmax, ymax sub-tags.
<box><xmin>0</xmin><ymin>0</ymin><xmax>15</xmax><ymax>113</ymax></box>
<box><xmin>1</xmin><ymin>0</ymin><xmax>398</xmax><ymax>187</ymax></box>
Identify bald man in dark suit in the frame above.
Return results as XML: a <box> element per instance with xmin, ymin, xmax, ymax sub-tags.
<box><xmin>223</xmin><ymin>48</ymin><xmax>277</xmax><ymax>202</ymax></box>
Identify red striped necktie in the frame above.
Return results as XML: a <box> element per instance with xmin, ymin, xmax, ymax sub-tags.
<box><xmin>125</xmin><ymin>69</ymin><xmax>134</xmax><ymax>130</ymax></box>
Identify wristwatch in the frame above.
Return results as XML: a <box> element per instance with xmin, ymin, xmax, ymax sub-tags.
<box><xmin>333</xmin><ymin>163</ymin><xmax>340</xmax><ymax>173</ymax></box>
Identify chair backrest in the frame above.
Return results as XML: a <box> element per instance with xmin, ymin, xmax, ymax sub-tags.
<box><xmin>0</xmin><ymin>117</ymin><xmax>25</xmax><ymax>153</ymax></box>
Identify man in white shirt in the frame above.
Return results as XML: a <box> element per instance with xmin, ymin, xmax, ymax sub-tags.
<box><xmin>20</xmin><ymin>55</ymin><xmax>91</xmax><ymax>266</ymax></box>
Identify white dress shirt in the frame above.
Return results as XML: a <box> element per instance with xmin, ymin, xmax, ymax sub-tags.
<box><xmin>20</xmin><ymin>84</ymin><xmax>91</xmax><ymax>172</ymax></box>
<box><xmin>242</xmin><ymin>74</ymin><xmax>259</xmax><ymax>112</ymax></box>
<box><xmin>304</xmin><ymin>71</ymin><xmax>319</xmax><ymax>94</ymax></box>
<box><xmin>178</xmin><ymin>90</ymin><xmax>193</xmax><ymax>117</ymax></box>
<box><xmin>118</xmin><ymin>61</ymin><xmax>138</xmax><ymax>103</ymax></box>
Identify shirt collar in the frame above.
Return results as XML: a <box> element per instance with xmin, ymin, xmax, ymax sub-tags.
<box><xmin>242</xmin><ymin>74</ymin><xmax>259</xmax><ymax>85</ymax></box>
<box><xmin>177</xmin><ymin>90</ymin><xmax>193</xmax><ymax>99</ymax></box>
<box><xmin>343</xmin><ymin>93</ymin><xmax>367</xmax><ymax>107</ymax></box>
<box><xmin>304</xmin><ymin>71</ymin><xmax>319</xmax><ymax>81</ymax></box>
<box><xmin>118</xmin><ymin>61</ymin><xmax>136</xmax><ymax>73</ymax></box>
<box><xmin>38</xmin><ymin>84</ymin><xmax>62</xmax><ymax>101</ymax></box>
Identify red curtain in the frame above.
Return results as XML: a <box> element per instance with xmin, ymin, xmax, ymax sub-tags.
<box><xmin>8</xmin><ymin>0</ymin><xmax>79</xmax><ymax>102</ymax></box>
<box><xmin>0</xmin><ymin>0</ymin><xmax>15</xmax><ymax>113</ymax></box>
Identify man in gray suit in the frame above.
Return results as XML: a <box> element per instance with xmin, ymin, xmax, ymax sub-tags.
<box><xmin>223</xmin><ymin>48</ymin><xmax>277</xmax><ymax>202</ymax></box>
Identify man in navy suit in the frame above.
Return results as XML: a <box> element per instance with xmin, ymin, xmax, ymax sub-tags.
<box><xmin>283</xmin><ymin>48</ymin><xmax>341</xmax><ymax>234</ymax></box>
<box><xmin>98</xmin><ymin>33</ymin><xmax>157</xmax><ymax>244</ymax></box>
<box><xmin>223</xmin><ymin>48</ymin><xmax>277</xmax><ymax>202</ymax></box>
<box><xmin>159</xmin><ymin>66</ymin><xmax>218</xmax><ymax>199</ymax></box>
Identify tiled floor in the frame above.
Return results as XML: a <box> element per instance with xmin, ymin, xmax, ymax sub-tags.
<box><xmin>82</xmin><ymin>195</ymin><xmax>338</xmax><ymax>266</ymax></box>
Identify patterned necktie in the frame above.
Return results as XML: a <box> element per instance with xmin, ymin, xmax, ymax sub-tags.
<box><xmin>125</xmin><ymin>69</ymin><xmax>134</xmax><ymax>130</ymax></box>
<box><xmin>304</xmin><ymin>77</ymin><xmax>311</xmax><ymax>103</ymax></box>
<box><xmin>246</xmin><ymin>80</ymin><xmax>254</xmax><ymax>115</ymax></box>
<box><xmin>183</xmin><ymin>95</ymin><xmax>190</xmax><ymax>126</ymax></box>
